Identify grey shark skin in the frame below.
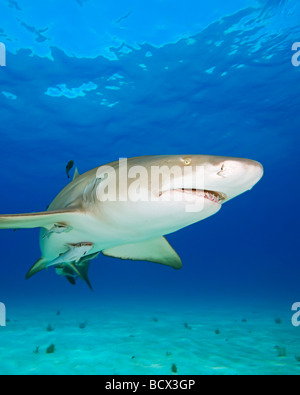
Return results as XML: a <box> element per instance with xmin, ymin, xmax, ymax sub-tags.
<box><xmin>0</xmin><ymin>155</ymin><xmax>263</xmax><ymax>288</ymax></box>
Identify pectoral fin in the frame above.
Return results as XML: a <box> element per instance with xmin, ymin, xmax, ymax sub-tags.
<box><xmin>102</xmin><ymin>237</ymin><xmax>182</xmax><ymax>270</ymax></box>
<box><xmin>26</xmin><ymin>257</ymin><xmax>49</xmax><ymax>279</ymax></box>
<box><xmin>0</xmin><ymin>210</ymin><xmax>80</xmax><ymax>230</ymax></box>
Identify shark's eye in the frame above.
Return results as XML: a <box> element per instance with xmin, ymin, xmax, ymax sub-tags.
<box><xmin>217</xmin><ymin>164</ymin><xmax>225</xmax><ymax>176</ymax></box>
<box><xmin>183</xmin><ymin>158</ymin><xmax>191</xmax><ymax>166</ymax></box>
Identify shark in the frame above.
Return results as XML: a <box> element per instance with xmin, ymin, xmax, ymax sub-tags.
<box><xmin>0</xmin><ymin>155</ymin><xmax>263</xmax><ymax>289</ymax></box>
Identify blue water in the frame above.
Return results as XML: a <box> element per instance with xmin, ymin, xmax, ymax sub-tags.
<box><xmin>0</xmin><ymin>0</ymin><xmax>300</xmax><ymax>375</ymax></box>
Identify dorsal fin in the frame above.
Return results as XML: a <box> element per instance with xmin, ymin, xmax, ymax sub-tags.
<box><xmin>72</xmin><ymin>167</ymin><xmax>80</xmax><ymax>181</ymax></box>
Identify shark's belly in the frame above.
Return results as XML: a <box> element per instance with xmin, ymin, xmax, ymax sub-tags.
<box><xmin>38</xmin><ymin>217</ymin><xmax>169</xmax><ymax>260</ymax></box>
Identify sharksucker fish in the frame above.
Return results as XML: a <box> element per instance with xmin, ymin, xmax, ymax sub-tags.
<box><xmin>0</xmin><ymin>155</ymin><xmax>263</xmax><ymax>289</ymax></box>
<box><xmin>66</xmin><ymin>160</ymin><xmax>74</xmax><ymax>179</ymax></box>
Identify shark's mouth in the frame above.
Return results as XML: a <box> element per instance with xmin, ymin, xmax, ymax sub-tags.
<box><xmin>168</xmin><ymin>189</ymin><xmax>227</xmax><ymax>204</ymax></box>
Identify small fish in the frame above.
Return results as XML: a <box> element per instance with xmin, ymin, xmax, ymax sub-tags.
<box><xmin>115</xmin><ymin>11</ymin><xmax>132</xmax><ymax>24</ymax></box>
<box><xmin>46</xmin><ymin>242</ymin><xmax>94</xmax><ymax>268</ymax></box>
<box><xmin>66</xmin><ymin>160</ymin><xmax>74</xmax><ymax>179</ymax></box>
<box><xmin>43</xmin><ymin>223</ymin><xmax>72</xmax><ymax>239</ymax></box>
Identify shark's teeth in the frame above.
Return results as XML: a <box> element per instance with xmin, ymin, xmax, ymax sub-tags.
<box><xmin>205</xmin><ymin>191</ymin><xmax>220</xmax><ymax>203</ymax></box>
<box><xmin>176</xmin><ymin>189</ymin><xmax>226</xmax><ymax>204</ymax></box>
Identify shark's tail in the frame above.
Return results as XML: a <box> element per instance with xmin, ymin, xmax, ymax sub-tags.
<box><xmin>0</xmin><ymin>210</ymin><xmax>95</xmax><ymax>290</ymax></box>
<box><xmin>26</xmin><ymin>256</ymin><xmax>94</xmax><ymax>291</ymax></box>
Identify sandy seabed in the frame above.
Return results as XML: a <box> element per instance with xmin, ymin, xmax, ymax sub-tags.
<box><xmin>0</xmin><ymin>300</ymin><xmax>299</xmax><ymax>375</ymax></box>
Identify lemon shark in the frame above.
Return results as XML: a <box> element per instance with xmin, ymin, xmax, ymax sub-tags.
<box><xmin>0</xmin><ymin>155</ymin><xmax>263</xmax><ymax>289</ymax></box>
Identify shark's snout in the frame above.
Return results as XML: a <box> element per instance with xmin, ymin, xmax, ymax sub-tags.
<box><xmin>249</xmin><ymin>160</ymin><xmax>264</xmax><ymax>186</ymax></box>
<box><xmin>217</xmin><ymin>158</ymin><xmax>264</xmax><ymax>202</ymax></box>
<box><xmin>155</xmin><ymin>155</ymin><xmax>263</xmax><ymax>206</ymax></box>
<box><xmin>239</xmin><ymin>159</ymin><xmax>264</xmax><ymax>190</ymax></box>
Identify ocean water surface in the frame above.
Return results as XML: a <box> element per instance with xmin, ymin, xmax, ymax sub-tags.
<box><xmin>0</xmin><ymin>0</ymin><xmax>300</xmax><ymax>375</ymax></box>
